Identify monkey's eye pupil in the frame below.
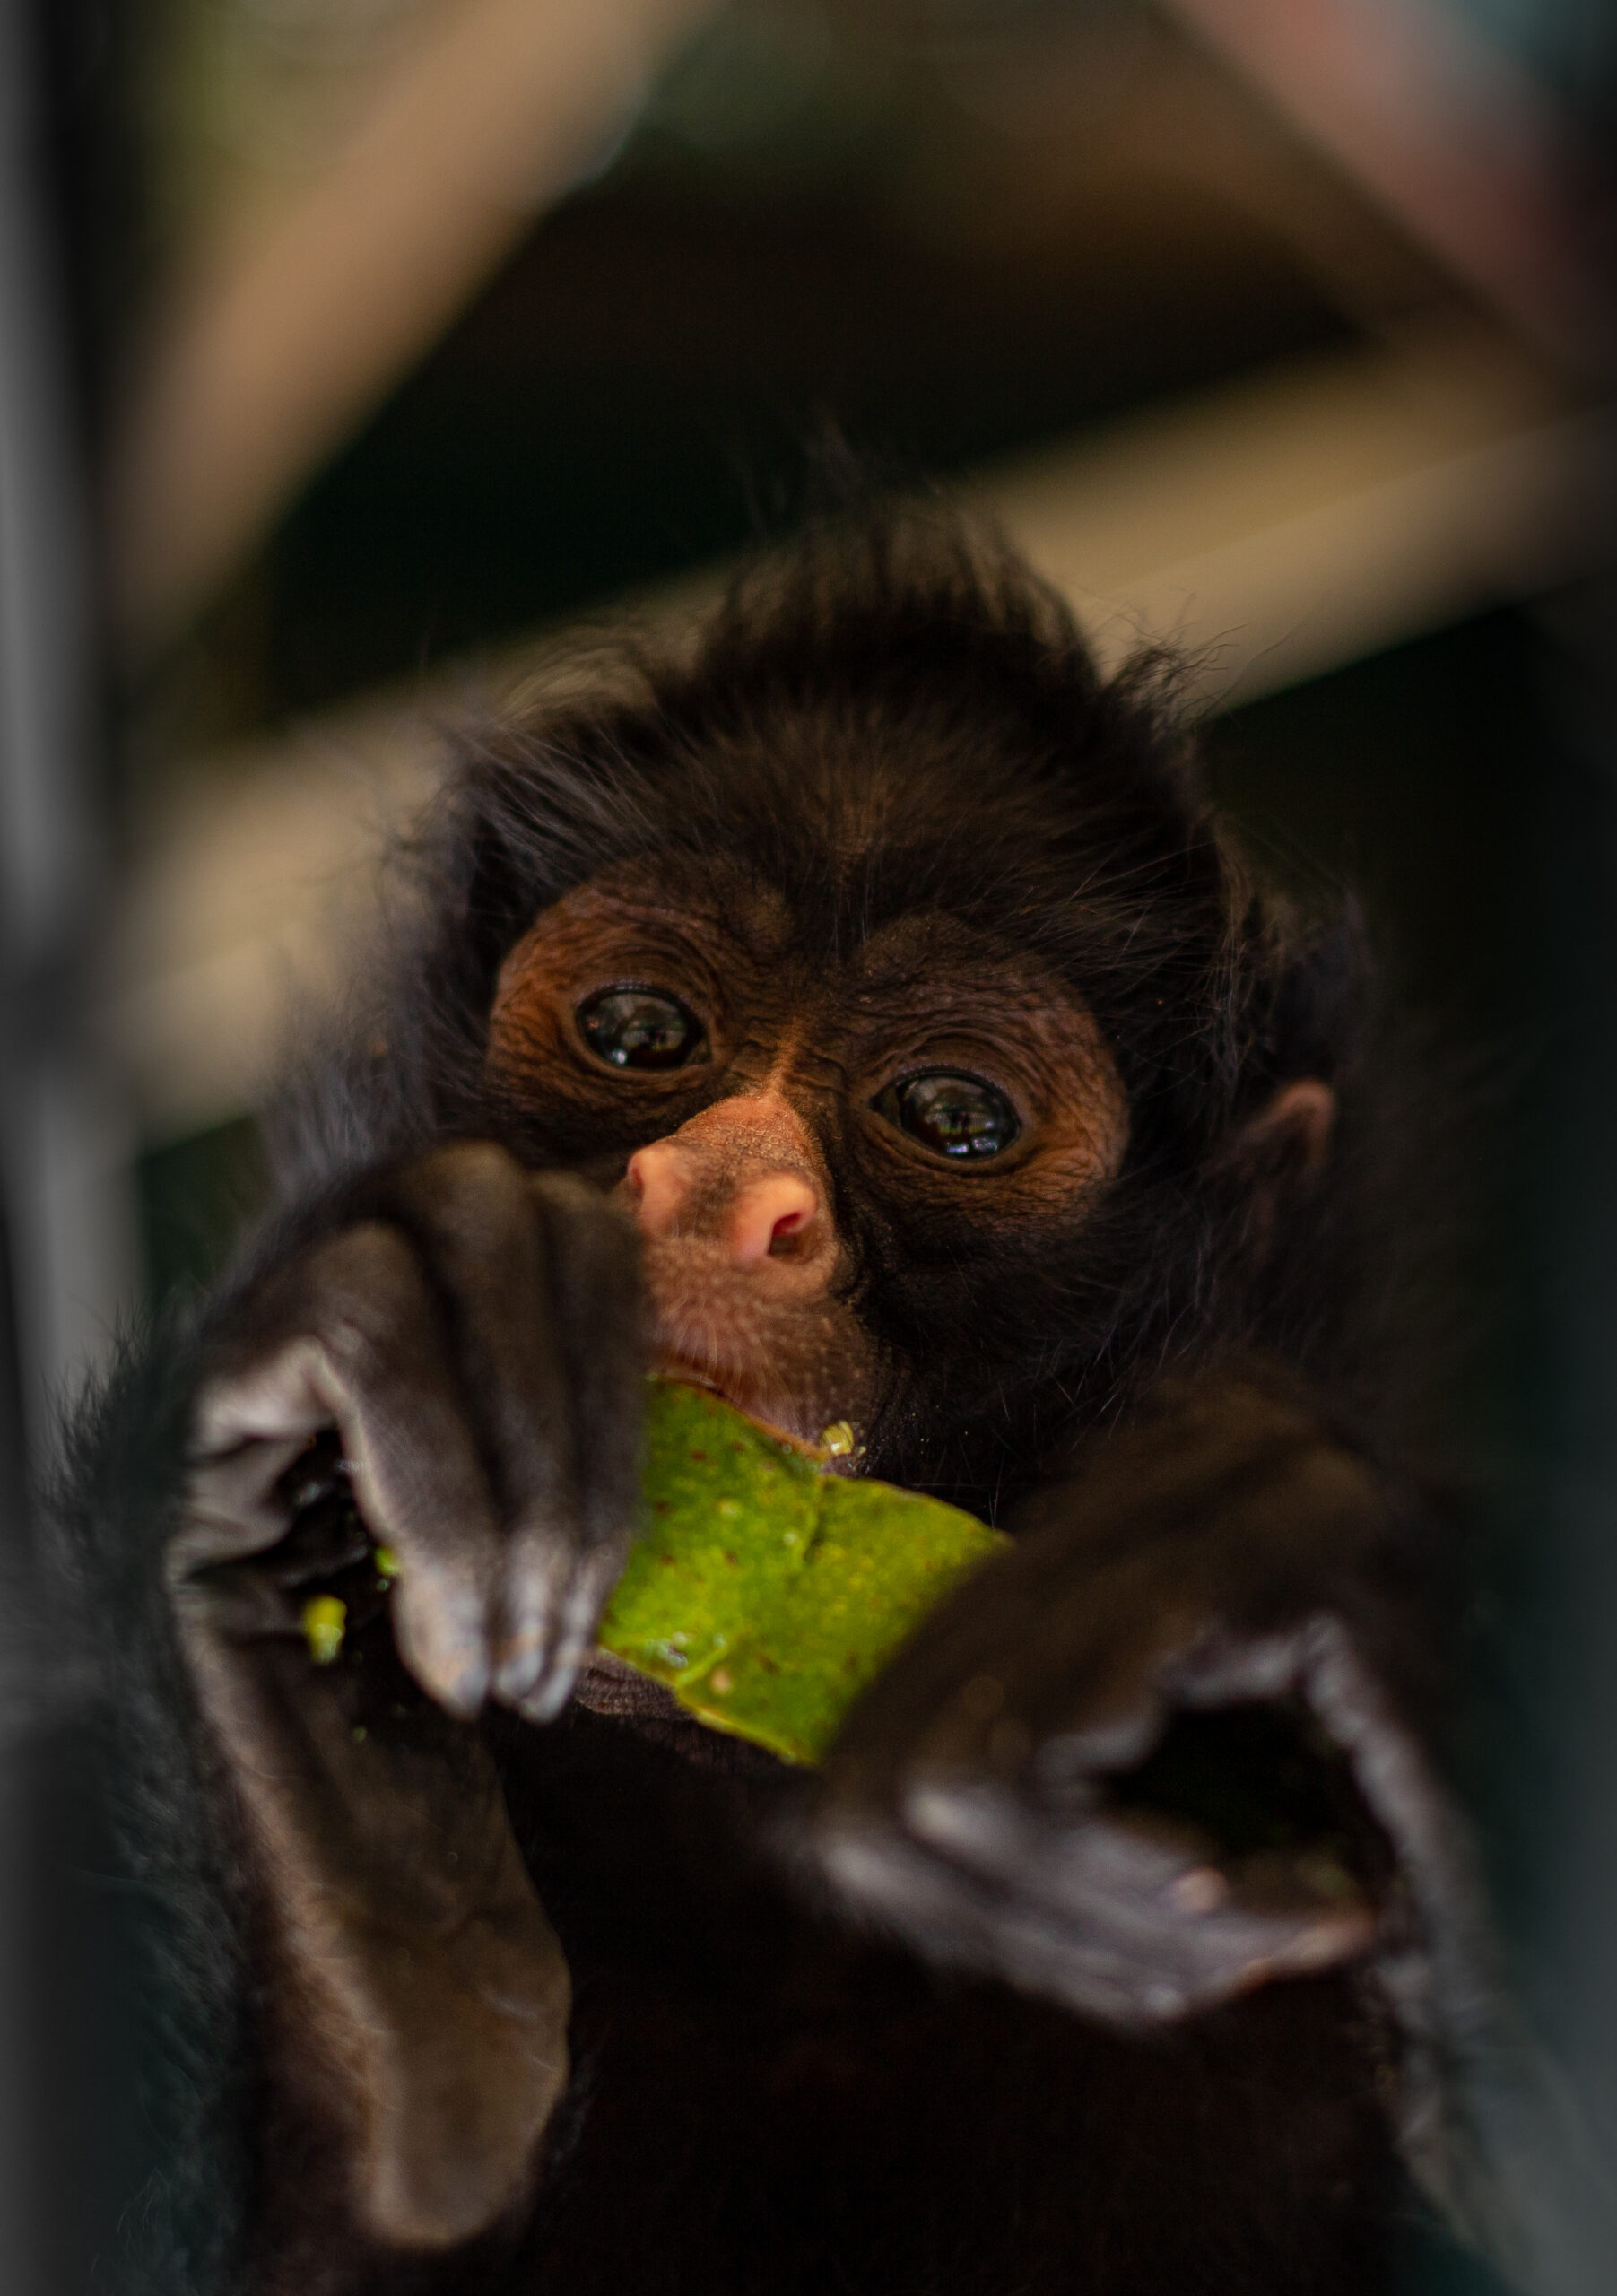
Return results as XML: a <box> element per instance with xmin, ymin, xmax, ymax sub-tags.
<box><xmin>578</xmin><ymin>988</ymin><xmax>706</xmax><ymax>1071</ymax></box>
<box><xmin>876</xmin><ymin>1072</ymin><xmax>1020</xmax><ymax>1160</ymax></box>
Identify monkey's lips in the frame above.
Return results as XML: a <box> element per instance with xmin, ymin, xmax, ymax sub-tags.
<box><xmin>641</xmin><ymin>1235</ymin><xmax>877</xmax><ymax>1452</ymax></box>
<box><xmin>649</xmin><ymin>1352</ymin><xmax>822</xmax><ymax>1448</ymax></box>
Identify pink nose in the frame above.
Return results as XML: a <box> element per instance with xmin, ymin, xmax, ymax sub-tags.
<box><xmin>625</xmin><ymin>1141</ymin><xmax>822</xmax><ymax>1265</ymax></box>
<box><xmin>624</xmin><ymin>1140</ymin><xmax>690</xmax><ymax>1239</ymax></box>
<box><xmin>722</xmin><ymin>1171</ymin><xmax>819</xmax><ymax>1264</ymax></box>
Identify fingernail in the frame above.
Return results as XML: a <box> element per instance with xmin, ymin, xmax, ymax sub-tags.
<box><xmin>1169</xmin><ymin>1866</ymin><xmax>1229</xmax><ymax>1917</ymax></box>
<box><xmin>493</xmin><ymin>1642</ymin><xmax>545</xmax><ymax>1706</ymax></box>
<box><xmin>439</xmin><ymin>1648</ymin><xmax>491</xmax><ymax>1719</ymax></box>
<box><xmin>522</xmin><ymin>1660</ymin><xmax>578</xmax><ymax>1725</ymax></box>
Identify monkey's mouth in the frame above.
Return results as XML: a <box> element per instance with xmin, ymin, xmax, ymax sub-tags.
<box><xmin>650</xmin><ymin>1352</ymin><xmax>819</xmax><ymax>1448</ymax></box>
<box><xmin>641</xmin><ymin>1242</ymin><xmax>877</xmax><ymax>1453</ymax></box>
<box><xmin>648</xmin><ymin>1337</ymin><xmax>871</xmax><ymax>1460</ymax></box>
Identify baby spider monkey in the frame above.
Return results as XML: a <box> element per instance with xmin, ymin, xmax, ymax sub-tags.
<box><xmin>64</xmin><ymin>509</ymin><xmax>1503</xmax><ymax>2296</ymax></box>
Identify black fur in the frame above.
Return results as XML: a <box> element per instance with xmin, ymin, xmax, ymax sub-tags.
<box><xmin>50</xmin><ymin>507</ymin><xmax>1475</xmax><ymax>2293</ymax></box>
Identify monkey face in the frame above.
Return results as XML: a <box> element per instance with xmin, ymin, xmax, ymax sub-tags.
<box><xmin>484</xmin><ymin>859</ymin><xmax>1129</xmax><ymax>1457</ymax></box>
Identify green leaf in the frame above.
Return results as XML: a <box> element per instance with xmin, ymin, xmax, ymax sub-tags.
<box><xmin>598</xmin><ymin>1379</ymin><xmax>1006</xmax><ymax>1765</ymax></box>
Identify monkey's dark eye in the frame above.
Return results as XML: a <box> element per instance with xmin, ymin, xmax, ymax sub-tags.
<box><xmin>578</xmin><ymin>988</ymin><xmax>707</xmax><ymax>1071</ymax></box>
<box><xmin>874</xmin><ymin>1072</ymin><xmax>1021</xmax><ymax>1160</ymax></box>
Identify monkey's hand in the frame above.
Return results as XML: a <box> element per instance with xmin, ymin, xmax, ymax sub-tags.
<box><xmin>179</xmin><ymin>1139</ymin><xmax>647</xmax><ymax>1721</ymax></box>
<box><xmin>805</xmin><ymin>1371</ymin><xmax>1461</xmax><ymax>2031</ymax></box>
<box><xmin>164</xmin><ymin>1142</ymin><xmax>642</xmax><ymax>2261</ymax></box>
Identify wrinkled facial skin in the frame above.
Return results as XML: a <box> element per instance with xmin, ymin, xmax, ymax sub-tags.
<box><xmin>486</xmin><ymin>861</ymin><xmax>1128</xmax><ymax>1483</ymax></box>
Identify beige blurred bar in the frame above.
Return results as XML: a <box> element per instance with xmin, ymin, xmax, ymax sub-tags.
<box><xmin>1164</xmin><ymin>0</ymin><xmax>1613</xmax><ymax>370</ymax></box>
<box><xmin>104</xmin><ymin>325</ymin><xmax>1616</xmax><ymax>1140</ymax></box>
<box><xmin>984</xmin><ymin>325</ymin><xmax>1610</xmax><ymax>700</ymax></box>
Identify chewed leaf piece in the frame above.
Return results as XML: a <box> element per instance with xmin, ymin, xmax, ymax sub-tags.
<box><xmin>302</xmin><ymin>1594</ymin><xmax>347</xmax><ymax>1665</ymax></box>
<box><xmin>598</xmin><ymin>1381</ymin><xmax>1005</xmax><ymax>1765</ymax></box>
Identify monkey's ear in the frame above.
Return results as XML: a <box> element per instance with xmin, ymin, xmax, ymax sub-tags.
<box><xmin>1231</xmin><ymin>1079</ymin><xmax>1335</xmax><ymax>1179</ymax></box>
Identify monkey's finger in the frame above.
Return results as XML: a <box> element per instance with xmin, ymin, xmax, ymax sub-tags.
<box><xmin>508</xmin><ymin>1544</ymin><xmax>629</xmax><ymax>1725</ymax></box>
<box><xmin>369</xmin><ymin>1147</ymin><xmax>596</xmax><ymax>1704</ymax></box>
<box><xmin>177</xmin><ymin>1431</ymin><xmax>312</xmax><ymax>1575</ymax></box>
<box><xmin>372</xmin><ymin>1144</ymin><xmax>585</xmax><ymax>1527</ymax></box>
<box><xmin>899</xmin><ymin>1779</ymin><xmax>1378</xmax><ymax>2020</ymax></box>
<box><xmin>367</xmin><ymin>1151</ymin><xmax>644</xmax><ymax>1713</ymax></box>
<box><xmin>811</xmin><ymin>1805</ymin><xmax>1223</xmax><ymax>2026</ymax></box>
<box><xmin>813</xmin><ymin>1789</ymin><xmax>1374</xmax><ymax>2026</ymax></box>
<box><xmin>533</xmin><ymin>1171</ymin><xmax>645</xmax><ymax>1555</ymax></box>
<box><xmin>203</xmin><ymin>1223</ymin><xmax>507</xmax><ymax>1717</ymax></box>
<box><xmin>492</xmin><ymin>1174</ymin><xmax>645</xmax><ymax>1712</ymax></box>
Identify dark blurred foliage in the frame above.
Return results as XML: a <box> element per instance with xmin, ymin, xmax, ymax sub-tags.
<box><xmin>21</xmin><ymin>0</ymin><xmax>142</xmax><ymax>447</ymax></box>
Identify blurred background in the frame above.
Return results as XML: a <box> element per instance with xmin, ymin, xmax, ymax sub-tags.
<box><xmin>3</xmin><ymin>0</ymin><xmax>1616</xmax><ymax>2287</ymax></box>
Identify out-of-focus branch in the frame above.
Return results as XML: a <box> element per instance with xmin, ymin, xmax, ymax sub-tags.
<box><xmin>104</xmin><ymin>322</ymin><xmax>1616</xmax><ymax>1144</ymax></box>
<box><xmin>0</xmin><ymin>0</ymin><xmax>135</xmax><ymax>1447</ymax></box>
<box><xmin>1165</xmin><ymin>0</ymin><xmax>1615</xmax><ymax>373</ymax></box>
<box><xmin>109</xmin><ymin>0</ymin><xmax>719</xmax><ymax>663</ymax></box>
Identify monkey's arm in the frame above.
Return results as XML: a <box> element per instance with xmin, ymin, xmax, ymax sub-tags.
<box><xmin>171</xmin><ymin>1507</ymin><xmax>571</xmax><ymax>2275</ymax></box>
<box><xmin>153</xmin><ymin>1142</ymin><xmax>644</xmax><ymax>2283</ymax></box>
<box><xmin>805</xmin><ymin>1367</ymin><xmax>1478</xmax><ymax>2033</ymax></box>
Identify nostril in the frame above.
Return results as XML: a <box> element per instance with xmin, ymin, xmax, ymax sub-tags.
<box><xmin>726</xmin><ymin>1174</ymin><xmax>821</xmax><ymax>1267</ymax></box>
<box><xmin>769</xmin><ymin>1206</ymin><xmax>809</xmax><ymax>1253</ymax></box>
